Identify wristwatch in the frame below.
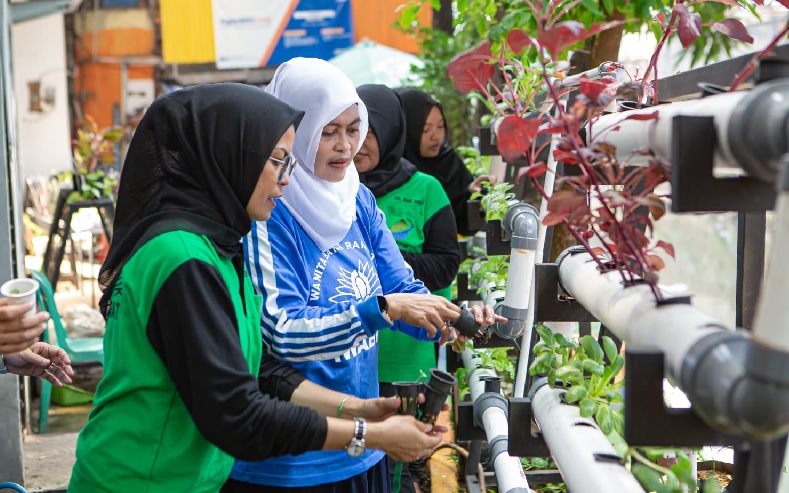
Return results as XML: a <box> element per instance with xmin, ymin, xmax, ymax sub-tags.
<box><xmin>346</xmin><ymin>417</ymin><xmax>367</xmax><ymax>457</ymax></box>
<box><xmin>0</xmin><ymin>354</ymin><xmax>7</xmax><ymax>375</ymax></box>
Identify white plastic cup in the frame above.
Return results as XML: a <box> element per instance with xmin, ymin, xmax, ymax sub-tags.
<box><xmin>1</xmin><ymin>278</ymin><xmax>40</xmax><ymax>317</ymax></box>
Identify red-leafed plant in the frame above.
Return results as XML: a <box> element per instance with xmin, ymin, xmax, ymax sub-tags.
<box><xmin>446</xmin><ymin>0</ymin><xmax>758</xmax><ymax>301</ymax></box>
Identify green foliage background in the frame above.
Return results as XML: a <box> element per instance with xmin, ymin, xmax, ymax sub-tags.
<box><xmin>397</xmin><ymin>0</ymin><xmax>757</xmax><ymax>147</ymax></box>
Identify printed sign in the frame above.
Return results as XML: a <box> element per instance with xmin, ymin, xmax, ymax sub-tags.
<box><xmin>211</xmin><ymin>0</ymin><xmax>354</xmax><ymax>69</ymax></box>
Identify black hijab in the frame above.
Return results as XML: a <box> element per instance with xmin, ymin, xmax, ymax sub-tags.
<box><xmin>397</xmin><ymin>88</ymin><xmax>475</xmax><ymax>235</ymax></box>
<box><xmin>356</xmin><ymin>84</ymin><xmax>416</xmax><ymax>197</ymax></box>
<box><xmin>98</xmin><ymin>83</ymin><xmax>304</xmax><ymax>315</ymax></box>
<box><xmin>396</xmin><ymin>88</ymin><xmax>473</xmax><ymax>204</ymax></box>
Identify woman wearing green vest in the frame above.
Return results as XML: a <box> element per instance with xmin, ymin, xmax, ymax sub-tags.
<box><xmin>68</xmin><ymin>84</ymin><xmax>444</xmax><ymax>493</ymax></box>
<box><xmin>355</xmin><ymin>84</ymin><xmax>462</xmax><ymax>493</ymax></box>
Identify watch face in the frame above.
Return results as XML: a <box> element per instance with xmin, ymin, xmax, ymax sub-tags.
<box><xmin>346</xmin><ymin>439</ymin><xmax>365</xmax><ymax>457</ymax></box>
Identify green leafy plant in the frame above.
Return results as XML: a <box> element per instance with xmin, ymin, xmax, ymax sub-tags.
<box><xmin>521</xmin><ymin>457</ymin><xmax>566</xmax><ymax>491</ymax></box>
<box><xmin>69</xmin><ymin>115</ymin><xmax>124</xmax><ymax>203</ymax></box>
<box><xmin>530</xmin><ymin>325</ymin><xmax>624</xmax><ymax>435</ymax></box>
<box><xmin>457</xmin><ymin>146</ymin><xmax>490</xmax><ymax>178</ymax></box>
<box><xmin>460</xmin><ymin>254</ymin><xmax>510</xmax><ymax>294</ymax></box>
<box><xmin>521</xmin><ymin>456</ymin><xmax>556</xmax><ymax>470</ymax></box>
<box><xmin>456</xmin><ymin>366</ymin><xmax>470</xmax><ymax>400</ymax></box>
<box><xmin>475</xmin><ymin>346</ymin><xmax>516</xmax><ymax>381</ymax></box>
<box><xmin>471</xmin><ymin>181</ymin><xmax>515</xmax><ymax>222</ymax></box>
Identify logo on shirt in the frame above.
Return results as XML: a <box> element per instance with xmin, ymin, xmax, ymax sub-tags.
<box><xmin>329</xmin><ymin>260</ymin><xmax>380</xmax><ymax>303</ymax></box>
<box><xmin>390</xmin><ymin>220</ymin><xmax>414</xmax><ymax>241</ymax></box>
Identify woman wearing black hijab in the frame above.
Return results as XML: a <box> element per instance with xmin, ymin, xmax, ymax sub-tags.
<box><xmin>355</xmin><ymin>84</ymin><xmax>462</xmax><ymax>493</ymax></box>
<box><xmin>69</xmin><ymin>83</ymin><xmax>444</xmax><ymax>493</ymax></box>
<box><xmin>397</xmin><ymin>88</ymin><xmax>495</xmax><ymax>236</ymax></box>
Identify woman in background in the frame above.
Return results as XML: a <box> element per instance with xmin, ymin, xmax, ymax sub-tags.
<box><xmin>397</xmin><ymin>88</ymin><xmax>495</xmax><ymax>236</ymax></box>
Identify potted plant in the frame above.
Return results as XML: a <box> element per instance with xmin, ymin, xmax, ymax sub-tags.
<box><xmin>69</xmin><ymin>115</ymin><xmax>124</xmax><ymax>203</ymax></box>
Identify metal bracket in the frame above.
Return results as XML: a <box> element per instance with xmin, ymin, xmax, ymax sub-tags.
<box><xmin>624</xmin><ymin>348</ymin><xmax>746</xmax><ymax>448</ymax></box>
<box><xmin>455</xmin><ymin>272</ymin><xmax>482</xmax><ymax>303</ymax></box>
<box><xmin>671</xmin><ymin>115</ymin><xmax>775</xmax><ymax>212</ymax></box>
<box><xmin>466</xmin><ymin>200</ymin><xmax>485</xmax><ymax>233</ymax></box>
<box><xmin>456</xmin><ymin>401</ymin><xmax>488</xmax><ymax>441</ymax></box>
<box><xmin>534</xmin><ymin>263</ymin><xmax>596</xmax><ymax>322</ymax></box>
<box><xmin>485</xmin><ymin>220</ymin><xmax>511</xmax><ymax>256</ymax></box>
<box><xmin>508</xmin><ymin>397</ymin><xmax>552</xmax><ymax>457</ymax></box>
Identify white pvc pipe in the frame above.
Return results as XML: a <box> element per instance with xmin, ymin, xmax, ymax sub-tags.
<box><xmin>482</xmin><ymin>406</ymin><xmax>531</xmax><ymax>493</ymax></box>
<box><xmin>478</xmin><ymin>280</ymin><xmax>505</xmax><ymax>308</ymax></box>
<box><xmin>531</xmin><ymin>385</ymin><xmax>644</xmax><ymax>493</ymax></box>
<box><xmin>544</xmin><ymin>321</ymin><xmax>576</xmax><ymax>339</ymax></box>
<box><xmin>462</xmin><ymin>349</ymin><xmax>497</xmax><ymax>401</ymax></box>
<box><xmin>752</xmin><ymin>192</ymin><xmax>789</xmax><ymax>353</ymax></box>
<box><xmin>588</xmin><ymin>90</ymin><xmax>748</xmax><ymax>175</ymax></box>
<box><xmin>502</xmin><ymin>249</ymin><xmax>535</xmax><ymax>311</ymax></box>
<box><xmin>558</xmin><ymin>252</ymin><xmax>726</xmax><ymax>381</ymax></box>
<box><xmin>461</xmin><ymin>349</ymin><xmax>532</xmax><ymax>493</ymax></box>
<box><xmin>489</xmin><ymin>155</ymin><xmax>506</xmax><ymax>183</ymax></box>
<box><xmin>513</xmin><ymin>129</ymin><xmax>558</xmax><ymax>398</ymax></box>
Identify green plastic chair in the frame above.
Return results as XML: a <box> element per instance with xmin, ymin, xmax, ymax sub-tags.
<box><xmin>31</xmin><ymin>270</ymin><xmax>103</xmax><ymax>433</ymax></box>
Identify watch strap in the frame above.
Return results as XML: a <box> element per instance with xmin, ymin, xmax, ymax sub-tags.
<box><xmin>353</xmin><ymin>416</ymin><xmax>366</xmax><ymax>440</ymax></box>
<box><xmin>0</xmin><ymin>354</ymin><xmax>7</xmax><ymax>374</ymax></box>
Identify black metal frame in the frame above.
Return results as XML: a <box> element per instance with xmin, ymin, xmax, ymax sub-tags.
<box><xmin>670</xmin><ymin>115</ymin><xmax>775</xmax><ymax>213</ymax></box>
<box><xmin>668</xmin><ymin>113</ymin><xmax>782</xmax><ymax>492</ymax></box>
<box><xmin>484</xmin><ymin>219</ymin><xmax>511</xmax><ymax>256</ymax></box>
<box><xmin>533</xmin><ymin>263</ymin><xmax>596</xmax><ymax>323</ymax></box>
<box><xmin>41</xmin><ymin>189</ymin><xmax>114</xmax><ymax>290</ymax></box>
<box><xmin>623</xmin><ymin>348</ymin><xmax>745</xmax><ymax>448</ymax></box>
<box><xmin>658</xmin><ymin>44</ymin><xmax>789</xmax><ymax>102</ymax></box>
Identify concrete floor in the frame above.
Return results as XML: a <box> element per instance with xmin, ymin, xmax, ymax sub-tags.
<box><xmin>21</xmin><ymin>255</ymin><xmax>101</xmax><ymax>492</ymax></box>
<box><xmin>23</xmin><ymin>406</ymin><xmax>88</xmax><ymax>492</ymax></box>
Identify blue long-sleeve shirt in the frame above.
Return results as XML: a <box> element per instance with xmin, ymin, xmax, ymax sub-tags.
<box><xmin>232</xmin><ymin>185</ymin><xmax>434</xmax><ymax>487</ymax></box>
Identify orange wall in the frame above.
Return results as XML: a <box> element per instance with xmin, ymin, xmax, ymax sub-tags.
<box><xmin>77</xmin><ymin>63</ymin><xmax>154</xmax><ymax>129</ymax></box>
<box><xmin>350</xmin><ymin>0</ymin><xmax>432</xmax><ymax>54</ymax></box>
<box><xmin>76</xmin><ymin>27</ymin><xmax>154</xmax><ymax>59</ymax></box>
<box><xmin>75</xmin><ymin>26</ymin><xmax>155</xmax><ymax>128</ymax></box>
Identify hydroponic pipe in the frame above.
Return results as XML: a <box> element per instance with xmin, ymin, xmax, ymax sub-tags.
<box><xmin>556</xmin><ymin>249</ymin><xmax>789</xmax><ymax>439</ymax></box>
<box><xmin>491</xmin><ymin>203</ymin><xmax>540</xmax><ymax>340</ymax></box>
<box><xmin>461</xmin><ymin>350</ymin><xmax>533</xmax><ymax>493</ymax></box>
<box><xmin>529</xmin><ymin>379</ymin><xmax>645</xmax><ymax>493</ymax></box>
<box><xmin>587</xmin><ymin>78</ymin><xmax>789</xmax><ymax>183</ymax></box>
<box><xmin>513</xmin><ymin>125</ymin><xmax>560</xmax><ymax>398</ymax></box>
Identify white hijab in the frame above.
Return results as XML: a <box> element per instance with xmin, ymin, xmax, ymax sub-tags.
<box><xmin>265</xmin><ymin>58</ymin><xmax>369</xmax><ymax>251</ymax></box>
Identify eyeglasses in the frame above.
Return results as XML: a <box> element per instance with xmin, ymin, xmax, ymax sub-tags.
<box><xmin>268</xmin><ymin>153</ymin><xmax>298</xmax><ymax>181</ymax></box>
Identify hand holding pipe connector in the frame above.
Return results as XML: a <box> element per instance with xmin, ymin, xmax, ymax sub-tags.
<box><xmin>449</xmin><ymin>304</ymin><xmax>509</xmax><ymax>351</ymax></box>
<box><xmin>452</xmin><ymin>305</ymin><xmax>489</xmax><ymax>338</ymax></box>
<box><xmin>419</xmin><ymin>369</ymin><xmax>457</xmax><ymax>425</ymax></box>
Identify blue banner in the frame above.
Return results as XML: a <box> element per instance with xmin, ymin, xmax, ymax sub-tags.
<box><xmin>267</xmin><ymin>0</ymin><xmax>354</xmax><ymax>66</ymax></box>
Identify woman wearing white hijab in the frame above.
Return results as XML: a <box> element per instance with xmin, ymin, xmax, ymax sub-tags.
<box><xmin>232</xmin><ymin>58</ymin><xmax>501</xmax><ymax>492</ymax></box>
